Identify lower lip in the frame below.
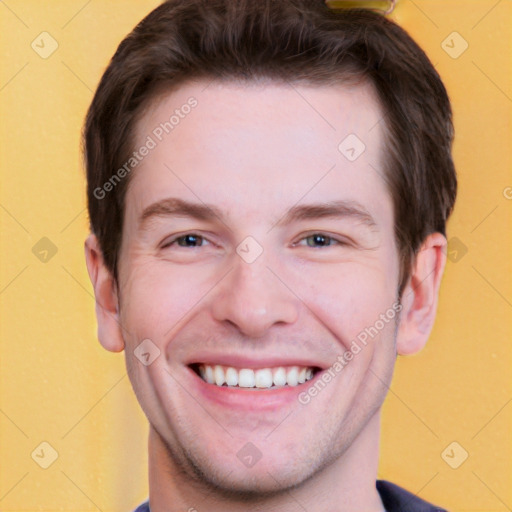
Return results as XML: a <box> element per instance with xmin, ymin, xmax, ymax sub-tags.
<box><xmin>185</xmin><ymin>366</ymin><xmax>321</xmax><ymax>411</ymax></box>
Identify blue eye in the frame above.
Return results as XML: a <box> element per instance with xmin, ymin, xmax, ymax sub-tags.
<box><xmin>162</xmin><ymin>234</ymin><xmax>208</xmax><ymax>248</ymax></box>
<box><xmin>160</xmin><ymin>232</ymin><xmax>345</xmax><ymax>250</ymax></box>
<box><xmin>300</xmin><ymin>233</ymin><xmax>340</xmax><ymax>248</ymax></box>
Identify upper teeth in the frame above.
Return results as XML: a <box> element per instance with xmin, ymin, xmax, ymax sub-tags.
<box><xmin>198</xmin><ymin>364</ymin><xmax>315</xmax><ymax>388</ymax></box>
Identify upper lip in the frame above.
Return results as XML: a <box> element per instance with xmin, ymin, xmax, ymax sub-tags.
<box><xmin>185</xmin><ymin>353</ymin><xmax>329</xmax><ymax>370</ymax></box>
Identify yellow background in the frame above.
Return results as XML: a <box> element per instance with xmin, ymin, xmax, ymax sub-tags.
<box><xmin>1</xmin><ymin>1</ymin><xmax>511</xmax><ymax>510</ymax></box>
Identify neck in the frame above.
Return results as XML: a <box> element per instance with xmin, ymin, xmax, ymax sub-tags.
<box><xmin>147</xmin><ymin>411</ymin><xmax>386</xmax><ymax>512</ymax></box>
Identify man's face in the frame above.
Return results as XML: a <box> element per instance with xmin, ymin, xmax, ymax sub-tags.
<box><xmin>116</xmin><ymin>79</ymin><xmax>400</xmax><ymax>492</ymax></box>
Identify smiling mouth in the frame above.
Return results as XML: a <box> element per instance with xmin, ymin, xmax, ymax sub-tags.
<box><xmin>190</xmin><ymin>363</ymin><xmax>320</xmax><ymax>389</ymax></box>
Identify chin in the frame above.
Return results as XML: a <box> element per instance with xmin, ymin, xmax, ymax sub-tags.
<box><xmin>181</xmin><ymin>445</ymin><xmax>318</xmax><ymax>499</ymax></box>
<box><xmin>192</xmin><ymin>465</ymin><xmax>311</xmax><ymax>499</ymax></box>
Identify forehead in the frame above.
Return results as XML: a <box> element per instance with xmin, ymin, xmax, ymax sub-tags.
<box><xmin>127</xmin><ymin>79</ymin><xmax>389</xmax><ymax>227</ymax></box>
<box><xmin>135</xmin><ymin>78</ymin><xmax>383</xmax><ymax>156</ymax></box>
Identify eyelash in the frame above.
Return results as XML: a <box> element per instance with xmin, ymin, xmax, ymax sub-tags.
<box><xmin>160</xmin><ymin>232</ymin><xmax>347</xmax><ymax>249</ymax></box>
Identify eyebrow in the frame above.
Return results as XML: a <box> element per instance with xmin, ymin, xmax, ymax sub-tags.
<box><xmin>275</xmin><ymin>200</ymin><xmax>378</xmax><ymax>230</ymax></box>
<box><xmin>138</xmin><ymin>197</ymin><xmax>378</xmax><ymax>232</ymax></box>
<box><xmin>139</xmin><ymin>198</ymin><xmax>223</xmax><ymax>227</ymax></box>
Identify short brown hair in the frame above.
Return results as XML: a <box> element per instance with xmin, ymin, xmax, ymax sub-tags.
<box><xmin>83</xmin><ymin>0</ymin><xmax>457</xmax><ymax>297</ymax></box>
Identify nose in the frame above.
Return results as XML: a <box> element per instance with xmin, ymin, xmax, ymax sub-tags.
<box><xmin>210</xmin><ymin>253</ymin><xmax>300</xmax><ymax>339</ymax></box>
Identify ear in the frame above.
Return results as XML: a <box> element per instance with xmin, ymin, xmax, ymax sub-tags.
<box><xmin>84</xmin><ymin>233</ymin><xmax>125</xmax><ymax>352</ymax></box>
<box><xmin>396</xmin><ymin>232</ymin><xmax>447</xmax><ymax>355</ymax></box>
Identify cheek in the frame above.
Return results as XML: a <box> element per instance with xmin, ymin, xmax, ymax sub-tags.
<box><xmin>118</xmin><ymin>258</ymin><xmax>214</xmax><ymax>341</ymax></box>
<box><xmin>297</xmin><ymin>257</ymin><xmax>399</xmax><ymax>343</ymax></box>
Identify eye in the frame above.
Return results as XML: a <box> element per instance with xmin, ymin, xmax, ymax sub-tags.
<box><xmin>160</xmin><ymin>232</ymin><xmax>347</xmax><ymax>250</ymax></box>
<box><xmin>296</xmin><ymin>233</ymin><xmax>345</xmax><ymax>248</ymax></box>
<box><xmin>161</xmin><ymin>233</ymin><xmax>210</xmax><ymax>249</ymax></box>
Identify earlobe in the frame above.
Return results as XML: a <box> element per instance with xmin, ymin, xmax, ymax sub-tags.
<box><xmin>84</xmin><ymin>233</ymin><xmax>125</xmax><ymax>353</ymax></box>
<box><xmin>395</xmin><ymin>232</ymin><xmax>447</xmax><ymax>356</ymax></box>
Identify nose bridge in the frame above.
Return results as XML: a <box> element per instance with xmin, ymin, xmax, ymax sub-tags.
<box><xmin>211</xmin><ymin>247</ymin><xmax>299</xmax><ymax>337</ymax></box>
